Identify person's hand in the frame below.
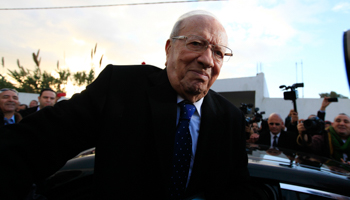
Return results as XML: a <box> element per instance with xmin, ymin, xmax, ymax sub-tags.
<box><xmin>297</xmin><ymin>119</ymin><xmax>306</xmax><ymax>136</ymax></box>
<box><xmin>341</xmin><ymin>158</ymin><xmax>350</xmax><ymax>165</ymax></box>
<box><xmin>288</xmin><ymin>109</ymin><xmax>294</xmax><ymax>117</ymax></box>
<box><xmin>247</xmin><ymin>133</ymin><xmax>259</xmax><ymax>143</ymax></box>
<box><xmin>320</xmin><ymin>97</ymin><xmax>331</xmax><ymax>111</ymax></box>
<box><xmin>291</xmin><ymin>111</ymin><xmax>298</xmax><ymax>124</ymax></box>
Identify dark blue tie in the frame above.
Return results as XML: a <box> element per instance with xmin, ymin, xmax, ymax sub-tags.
<box><xmin>169</xmin><ymin>101</ymin><xmax>196</xmax><ymax>199</ymax></box>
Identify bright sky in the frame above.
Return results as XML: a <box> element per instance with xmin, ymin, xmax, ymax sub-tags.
<box><xmin>0</xmin><ymin>0</ymin><xmax>349</xmax><ymax>98</ymax></box>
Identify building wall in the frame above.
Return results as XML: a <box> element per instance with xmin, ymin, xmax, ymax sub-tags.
<box><xmin>212</xmin><ymin>73</ymin><xmax>350</xmax><ymax>122</ymax></box>
<box><xmin>18</xmin><ymin>92</ymin><xmax>39</xmax><ymax>106</ymax></box>
<box><xmin>259</xmin><ymin>98</ymin><xmax>350</xmax><ymax>122</ymax></box>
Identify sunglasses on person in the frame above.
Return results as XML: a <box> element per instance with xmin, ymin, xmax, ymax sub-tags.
<box><xmin>0</xmin><ymin>88</ymin><xmax>19</xmax><ymax>95</ymax></box>
<box><xmin>269</xmin><ymin>123</ymin><xmax>281</xmax><ymax>126</ymax></box>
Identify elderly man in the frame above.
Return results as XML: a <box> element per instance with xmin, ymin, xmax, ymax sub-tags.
<box><xmin>0</xmin><ymin>88</ymin><xmax>22</xmax><ymax>126</ymax></box>
<box><xmin>0</xmin><ymin>11</ymin><xmax>251</xmax><ymax>199</ymax></box>
<box><xmin>297</xmin><ymin>113</ymin><xmax>350</xmax><ymax>163</ymax></box>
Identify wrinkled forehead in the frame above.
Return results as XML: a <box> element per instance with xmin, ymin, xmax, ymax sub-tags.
<box><xmin>180</xmin><ymin>15</ymin><xmax>228</xmax><ymax>45</ymax></box>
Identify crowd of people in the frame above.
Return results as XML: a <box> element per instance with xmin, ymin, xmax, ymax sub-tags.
<box><xmin>245</xmin><ymin>97</ymin><xmax>350</xmax><ymax>165</ymax></box>
<box><xmin>0</xmin><ymin>88</ymin><xmax>67</xmax><ymax>127</ymax></box>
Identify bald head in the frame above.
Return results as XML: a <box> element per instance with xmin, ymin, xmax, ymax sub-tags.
<box><xmin>333</xmin><ymin>113</ymin><xmax>350</xmax><ymax>139</ymax></box>
<box><xmin>268</xmin><ymin>113</ymin><xmax>284</xmax><ymax>135</ymax></box>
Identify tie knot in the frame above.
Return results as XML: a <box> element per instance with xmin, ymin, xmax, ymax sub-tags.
<box><xmin>179</xmin><ymin>101</ymin><xmax>196</xmax><ymax>120</ymax></box>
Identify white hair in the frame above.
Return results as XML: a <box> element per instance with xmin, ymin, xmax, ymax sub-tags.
<box><xmin>169</xmin><ymin>10</ymin><xmax>219</xmax><ymax>38</ymax></box>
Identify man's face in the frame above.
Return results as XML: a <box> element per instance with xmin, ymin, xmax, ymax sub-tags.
<box><xmin>38</xmin><ymin>91</ymin><xmax>56</xmax><ymax>109</ymax></box>
<box><xmin>165</xmin><ymin>15</ymin><xmax>228</xmax><ymax>102</ymax></box>
<box><xmin>268</xmin><ymin>114</ymin><xmax>283</xmax><ymax>135</ymax></box>
<box><xmin>0</xmin><ymin>91</ymin><xmax>19</xmax><ymax>113</ymax></box>
<box><xmin>333</xmin><ymin>115</ymin><xmax>350</xmax><ymax>139</ymax></box>
<box><xmin>29</xmin><ymin>100</ymin><xmax>38</xmax><ymax>108</ymax></box>
<box><xmin>252</xmin><ymin>123</ymin><xmax>259</xmax><ymax>133</ymax></box>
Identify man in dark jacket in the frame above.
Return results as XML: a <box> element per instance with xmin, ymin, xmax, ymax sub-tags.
<box><xmin>19</xmin><ymin>88</ymin><xmax>56</xmax><ymax>118</ymax></box>
<box><xmin>0</xmin><ymin>11</ymin><xmax>252</xmax><ymax>200</ymax></box>
<box><xmin>0</xmin><ymin>88</ymin><xmax>22</xmax><ymax>127</ymax></box>
<box><xmin>255</xmin><ymin>113</ymin><xmax>299</xmax><ymax>151</ymax></box>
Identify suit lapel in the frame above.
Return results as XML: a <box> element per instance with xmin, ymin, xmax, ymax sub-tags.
<box><xmin>147</xmin><ymin>69</ymin><xmax>177</xmax><ymax>183</ymax></box>
<box><xmin>187</xmin><ymin>91</ymin><xmax>226</xmax><ymax>192</ymax></box>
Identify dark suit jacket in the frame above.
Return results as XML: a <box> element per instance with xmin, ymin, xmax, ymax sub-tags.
<box><xmin>256</xmin><ymin>130</ymin><xmax>300</xmax><ymax>151</ymax></box>
<box><xmin>0</xmin><ymin>111</ymin><xmax>22</xmax><ymax>127</ymax></box>
<box><xmin>19</xmin><ymin>106</ymin><xmax>38</xmax><ymax>118</ymax></box>
<box><xmin>0</xmin><ymin>65</ymin><xmax>250</xmax><ymax>199</ymax></box>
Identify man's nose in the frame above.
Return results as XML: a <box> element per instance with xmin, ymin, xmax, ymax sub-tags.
<box><xmin>197</xmin><ymin>46</ymin><xmax>214</xmax><ymax>68</ymax></box>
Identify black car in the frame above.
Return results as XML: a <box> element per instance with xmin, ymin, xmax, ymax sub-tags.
<box><xmin>37</xmin><ymin>144</ymin><xmax>350</xmax><ymax>200</ymax></box>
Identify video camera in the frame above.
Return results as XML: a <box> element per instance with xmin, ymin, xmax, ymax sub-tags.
<box><xmin>280</xmin><ymin>83</ymin><xmax>304</xmax><ymax>112</ymax></box>
<box><xmin>240</xmin><ymin>103</ymin><xmax>265</xmax><ymax>124</ymax></box>
<box><xmin>302</xmin><ymin>116</ymin><xmax>325</xmax><ymax>136</ymax></box>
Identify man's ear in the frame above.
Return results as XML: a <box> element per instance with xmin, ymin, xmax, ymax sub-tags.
<box><xmin>165</xmin><ymin>39</ymin><xmax>172</xmax><ymax>55</ymax></box>
<box><xmin>165</xmin><ymin>39</ymin><xmax>172</xmax><ymax>66</ymax></box>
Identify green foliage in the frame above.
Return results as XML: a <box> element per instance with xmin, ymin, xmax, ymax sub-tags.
<box><xmin>319</xmin><ymin>91</ymin><xmax>348</xmax><ymax>99</ymax></box>
<box><xmin>0</xmin><ymin>75</ymin><xmax>16</xmax><ymax>89</ymax></box>
<box><xmin>4</xmin><ymin>44</ymin><xmax>103</xmax><ymax>94</ymax></box>
<box><xmin>72</xmin><ymin>43</ymin><xmax>102</xmax><ymax>87</ymax></box>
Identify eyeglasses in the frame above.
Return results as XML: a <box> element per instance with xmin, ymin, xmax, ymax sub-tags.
<box><xmin>0</xmin><ymin>88</ymin><xmax>19</xmax><ymax>95</ymax></box>
<box><xmin>172</xmin><ymin>35</ymin><xmax>233</xmax><ymax>62</ymax></box>
<box><xmin>269</xmin><ymin>123</ymin><xmax>281</xmax><ymax>126</ymax></box>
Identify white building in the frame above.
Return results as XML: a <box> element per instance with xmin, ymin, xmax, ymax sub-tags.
<box><xmin>211</xmin><ymin>73</ymin><xmax>350</xmax><ymax>122</ymax></box>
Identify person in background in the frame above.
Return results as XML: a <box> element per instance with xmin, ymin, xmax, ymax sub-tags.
<box><xmin>55</xmin><ymin>92</ymin><xmax>66</xmax><ymax>103</ymax></box>
<box><xmin>29</xmin><ymin>100</ymin><xmax>38</xmax><ymax>108</ymax></box>
<box><xmin>252</xmin><ymin>113</ymin><xmax>300</xmax><ymax>151</ymax></box>
<box><xmin>0</xmin><ymin>88</ymin><xmax>22</xmax><ymax>127</ymax></box>
<box><xmin>19</xmin><ymin>88</ymin><xmax>56</xmax><ymax>118</ymax></box>
<box><xmin>298</xmin><ymin>113</ymin><xmax>350</xmax><ymax>164</ymax></box>
<box><xmin>16</xmin><ymin>104</ymin><xmax>28</xmax><ymax>112</ymax></box>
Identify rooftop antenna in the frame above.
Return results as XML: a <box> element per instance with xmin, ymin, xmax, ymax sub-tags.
<box><xmin>295</xmin><ymin>62</ymin><xmax>298</xmax><ymax>83</ymax></box>
<box><xmin>301</xmin><ymin>60</ymin><xmax>304</xmax><ymax>98</ymax></box>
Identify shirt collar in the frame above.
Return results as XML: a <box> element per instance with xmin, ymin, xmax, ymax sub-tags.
<box><xmin>270</xmin><ymin>132</ymin><xmax>281</xmax><ymax>138</ymax></box>
<box><xmin>4</xmin><ymin>115</ymin><xmax>15</xmax><ymax>124</ymax></box>
<box><xmin>177</xmin><ymin>95</ymin><xmax>203</xmax><ymax>117</ymax></box>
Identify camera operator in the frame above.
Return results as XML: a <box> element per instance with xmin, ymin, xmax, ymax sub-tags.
<box><xmin>297</xmin><ymin>113</ymin><xmax>350</xmax><ymax>164</ymax></box>
<box><xmin>251</xmin><ymin>122</ymin><xmax>260</xmax><ymax>134</ymax></box>
<box><xmin>285</xmin><ymin>109</ymin><xmax>299</xmax><ymax>134</ymax></box>
<box><xmin>286</xmin><ymin>97</ymin><xmax>333</xmax><ymax>135</ymax></box>
<box><xmin>246</xmin><ymin>122</ymin><xmax>260</xmax><ymax>143</ymax></box>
